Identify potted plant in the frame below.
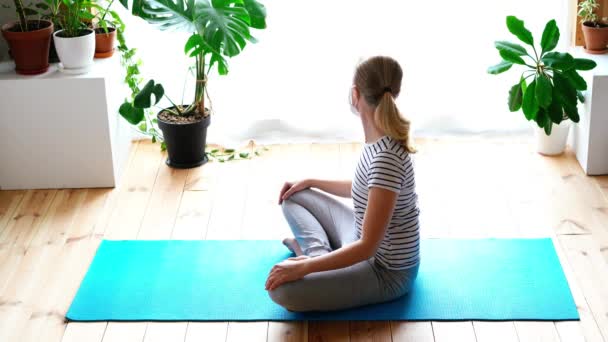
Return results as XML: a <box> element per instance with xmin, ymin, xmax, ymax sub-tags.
<box><xmin>91</xmin><ymin>0</ymin><xmax>122</xmax><ymax>58</ymax></box>
<box><xmin>53</xmin><ymin>0</ymin><xmax>96</xmax><ymax>73</ymax></box>
<box><xmin>579</xmin><ymin>0</ymin><xmax>608</xmax><ymax>54</ymax></box>
<box><xmin>1</xmin><ymin>0</ymin><xmax>54</xmax><ymax>75</ymax></box>
<box><xmin>488</xmin><ymin>16</ymin><xmax>597</xmax><ymax>155</ymax></box>
<box><xmin>118</xmin><ymin>0</ymin><xmax>267</xmax><ymax>168</ymax></box>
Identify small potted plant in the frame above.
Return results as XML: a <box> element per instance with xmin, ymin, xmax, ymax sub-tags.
<box><xmin>91</xmin><ymin>0</ymin><xmax>122</xmax><ymax>58</ymax></box>
<box><xmin>488</xmin><ymin>16</ymin><xmax>597</xmax><ymax>155</ymax></box>
<box><xmin>118</xmin><ymin>0</ymin><xmax>267</xmax><ymax>168</ymax></box>
<box><xmin>1</xmin><ymin>0</ymin><xmax>54</xmax><ymax>75</ymax></box>
<box><xmin>53</xmin><ymin>0</ymin><xmax>96</xmax><ymax>73</ymax></box>
<box><xmin>579</xmin><ymin>0</ymin><xmax>608</xmax><ymax>54</ymax></box>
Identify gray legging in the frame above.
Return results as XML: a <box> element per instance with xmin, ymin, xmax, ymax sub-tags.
<box><xmin>268</xmin><ymin>189</ymin><xmax>419</xmax><ymax>312</ymax></box>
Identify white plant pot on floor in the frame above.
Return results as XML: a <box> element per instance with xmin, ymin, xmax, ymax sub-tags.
<box><xmin>535</xmin><ymin>120</ymin><xmax>571</xmax><ymax>156</ymax></box>
<box><xmin>53</xmin><ymin>29</ymin><xmax>95</xmax><ymax>74</ymax></box>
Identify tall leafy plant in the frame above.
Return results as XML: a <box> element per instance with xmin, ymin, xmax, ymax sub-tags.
<box><xmin>117</xmin><ymin>0</ymin><xmax>267</xmax><ymax>124</ymax></box>
<box><xmin>56</xmin><ymin>0</ymin><xmax>95</xmax><ymax>37</ymax></box>
<box><xmin>488</xmin><ymin>16</ymin><xmax>597</xmax><ymax>135</ymax></box>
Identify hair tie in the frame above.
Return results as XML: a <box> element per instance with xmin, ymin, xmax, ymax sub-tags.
<box><xmin>383</xmin><ymin>87</ymin><xmax>392</xmax><ymax>94</ymax></box>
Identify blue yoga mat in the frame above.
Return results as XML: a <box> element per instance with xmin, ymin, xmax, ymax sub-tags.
<box><xmin>66</xmin><ymin>239</ymin><xmax>579</xmax><ymax>321</ymax></box>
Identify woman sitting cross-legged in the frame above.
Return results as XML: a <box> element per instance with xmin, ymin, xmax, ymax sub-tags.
<box><xmin>265</xmin><ymin>56</ymin><xmax>420</xmax><ymax>312</ymax></box>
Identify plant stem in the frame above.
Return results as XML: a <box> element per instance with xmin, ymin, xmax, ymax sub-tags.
<box><xmin>531</xmin><ymin>45</ymin><xmax>539</xmax><ymax>63</ymax></box>
<box><xmin>13</xmin><ymin>0</ymin><xmax>27</xmax><ymax>32</ymax></box>
<box><xmin>100</xmin><ymin>0</ymin><xmax>114</xmax><ymax>22</ymax></box>
<box><xmin>195</xmin><ymin>52</ymin><xmax>206</xmax><ymax>115</ymax></box>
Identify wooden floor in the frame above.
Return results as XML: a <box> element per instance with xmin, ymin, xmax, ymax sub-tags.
<box><xmin>1</xmin><ymin>137</ymin><xmax>607</xmax><ymax>342</ymax></box>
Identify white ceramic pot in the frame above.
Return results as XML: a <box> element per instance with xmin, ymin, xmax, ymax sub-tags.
<box><xmin>53</xmin><ymin>29</ymin><xmax>95</xmax><ymax>73</ymax></box>
<box><xmin>534</xmin><ymin>120</ymin><xmax>571</xmax><ymax>156</ymax></box>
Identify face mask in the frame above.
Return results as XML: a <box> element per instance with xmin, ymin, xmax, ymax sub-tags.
<box><xmin>349</xmin><ymin>87</ymin><xmax>359</xmax><ymax>117</ymax></box>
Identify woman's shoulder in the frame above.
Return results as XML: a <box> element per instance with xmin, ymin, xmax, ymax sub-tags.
<box><xmin>371</xmin><ymin>137</ymin><xmax>411</xmax><ymax>162</ymax></box>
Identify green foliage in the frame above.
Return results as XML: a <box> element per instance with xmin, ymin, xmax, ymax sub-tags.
<box><xmin>119</xmin><ymin>0</ymin><xmax>267</xmax><ymax>116</ymax></box>
<box><xmin>508</xmin><ymin>83</ymin><xmax>523</xmax><ymax>112</ymax></box>
<box><xmin>38</xmin><ymin>0</ymin><xmax>62</xmax><ymax>30</ymax></box>
<box><xmin>489</xmin><ymin>16</ymin><xmax>597</xmax><ymax>135</ymax></box>
<box><xmin>506</xmin><ymin>16</ymin><xmax>534</xmax><ymax>46</ymax></box>
<box><xmin>487</xmin><ymin>60</ymin><xmax>513</xmax><ymax>75</ymax></box>
<box><xmin>8</xmin><ymin>0</ymin><xmax>60</xmax><ymax>32</ymax></box>
<box><xmin>540</xmin><ymin>19</ymin><xmax>559</xmax><ymax>53</ymax></box>
<box><xmin>91</xmin><ymin>0</ymin><xmax>124</xmax><ymax>34</ymax></box>
<box><xmin>115</xmin><ymin>0</ymin><xmax>267</xmax><ymax>160</ymax></box>
<box><xmin>115</xmin><ymin>17</ymin><xmax>164</xmax><ymax>142</ymax></box>
<box><xmin>134</xmin><ymin>80</ymin><xmax>165</xmax><ymax>108</ymax></box>
<box><xmin>578</xmin><ymin>0</ymin><xmax>599</xmax><ymax>24</ymax></box>
<box><xmin>206</xmin><ymin>146</ymin><xmax>267</xmax><ymax>162</ymax></box>
<box><xmin>57</xmin><ymin>0</ymin><xmax>93</xmax><ymax>37</ymax></box>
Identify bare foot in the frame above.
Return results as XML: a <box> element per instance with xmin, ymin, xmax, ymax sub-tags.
<box><xmin>282</xmin><ymin>237</ymin><xmax>304</xmax><ymax>256</ymax></box>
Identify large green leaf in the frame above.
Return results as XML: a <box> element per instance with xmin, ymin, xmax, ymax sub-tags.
<box><xmin>506</xmin><ymin>16</ymin><xmax>534</xmax><ymax>46</ymax></box>
<box><xmin>499</xmin><ymin>50</ymin><xmax>525</xmax><ymax>65</ymax></box>
<box><xmin>543</xmin><ymin>113</ymin><xmax>553</xmax><ymax>135</ymax></box>
<box><xmin>132</xmin><ymin>0</ymin><xmax>197</xmax><ymax>32</ymax></box>
<box><xmin>134</xmin><ymin>80</ymin><xmax>164</xmax><ymax>108</ymax></box>
<box><xmin>123</xmin><ymin>0</ymin><xmax>266</xmax><ymax>58</ymax></box>
<box><xmin>243</xmin><ymin>0</ymin><xmax>266</xmax><ymax>29</ymax></box>
<box><xmin>534</xmin><ymin>108</ymin><xmax>547</xmax><ymax>128</ymax></box>
<box><xmin>487</xmin><ymin>60</ymin><xmax>513</xmax><ymax>75</ymax></box>
<box><xmin>573</xmin><ymin>58</ymin><xmax>597</xmax><ymax>71</ymax></box>
<box><xmin>547</xmin><ymin>89</ymin><xmax>564</xmax><ymax>123</ymax></box>
<box><xmin>508</xmin><ymin>83</ymin><xmax>523</xmax><ymax>112</ymax></box>
<box><xmin>553</xmin><ymin>72</ymin><xmax>579</xmax><ymax>122</ymax></box>
<box><xmin>119</xmin><ymin>102</ymin><xmax>145</xmax><ymax>125</ymax></box>
<box><xmin>210</xmin><ymin>52</ymin><xmax>229</xmax><ymax>74</ymax></box>
<box><xmin>541</xmin><ymin>52</ymin><xmax>574</xmax><ymax>70</ymax></box>
<box><xmin>553</xmin><ymin>72</ymin><xmax>577</xmax><ymax>105</ymax></box>
<box><xmin>184</xmin><ymin>32</ymin><xmax>219</xmax><ymax>57</ymax></box>
<box><xmin>540</xmin><ymin>19</ymin><xmax>559</xmax><ymax>54</ymax></box>
<box><xmin>522</xmin><ymin>79</ymin><xmax>538</xmax><ymax>120</ymax></box>
<box><xmin>495</xmin><ymin>41</ymin><xmax>528</xmax><ymax>56</ymax></box>
<box><xmin>565</xmin><ymin>104</ymin><xmax>580</xmax><ymax>122</ymax></box>
<box><xmin>564</xmin><ymin>69</ymin><xmax>587</xmax><ymax>90</ymax></box>
<box><xmin>196</xmin><ymin>0</ymin><xmax>253</xmax><ymax>57</ymax></box>
<box><xmin>535</xmin><ymin>74</ymin><xmax>552</xmax><ymax>109</ymax></box>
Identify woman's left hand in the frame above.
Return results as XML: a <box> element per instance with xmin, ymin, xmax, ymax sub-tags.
<box><xmin>265</xmin><ymin>256</ymin><xmax>310</xmax><ymax>291</ymax></box>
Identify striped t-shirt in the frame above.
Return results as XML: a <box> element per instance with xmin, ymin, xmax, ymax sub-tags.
<box><xmin>351</xmin><ymin>135</ymin><xmax>420</xmax><ymax>270</ymax></box>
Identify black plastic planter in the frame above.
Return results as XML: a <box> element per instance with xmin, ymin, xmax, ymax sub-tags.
<box><xmin>157</xmin><ymin>113</ymin><xmax>211</xmax><ymax>169</ymax></box>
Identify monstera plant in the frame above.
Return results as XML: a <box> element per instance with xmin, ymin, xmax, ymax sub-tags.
<box><xmin>118</xmin><ymin>0</ymin><xmax>266</xmax><ymax>168</ymax></box>
<box><xmin>488</xmin><ymin>16</ymin><xmax>597</xmax><ymax>155</ymax></box>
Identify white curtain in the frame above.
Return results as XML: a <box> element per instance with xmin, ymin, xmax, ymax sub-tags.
<box><xmin>116</xmin><ymin>0</ymin><xmax>571</xmax><ymax>145</ymax></box>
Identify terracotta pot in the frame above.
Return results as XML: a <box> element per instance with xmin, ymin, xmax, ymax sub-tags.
<box><xmin>581</xmin><ymin>22</ymin><xmax>608</xmax><ymax>54</ymax></box>
<box><xmin>1</xmin><ymin>20</ymin><xmax>53</xmax><ymax>75</ymax></box>
<box><xmin>94</xmin><ymin>27</ymin><xmax>116</xmax><ymax>58</ymax></box>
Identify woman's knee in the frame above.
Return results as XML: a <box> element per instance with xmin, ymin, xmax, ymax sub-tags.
<box><xmin>268</xmin><ymin>285</ymin><xmax>309</xmax><ymax>312</ymax></box>
<box><xmin>280</xmin><ymin>189</ymin><xmax>316</xmax><ymax>215</ymax></box>
<box><xmin>283</xmin><ymin>189</ymin><xmax>317</xmax><ymax>205</ymax></box>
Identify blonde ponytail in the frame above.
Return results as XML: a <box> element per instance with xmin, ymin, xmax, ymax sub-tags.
<box><xmin>374</xmin><ymin>92</ymin><xmax>415</xmax><ymax>153</ymax></box>
<box><xmin>354</xmin><ymin>56</ymin><xmax>416</xmax><ymax>154</ymax></box>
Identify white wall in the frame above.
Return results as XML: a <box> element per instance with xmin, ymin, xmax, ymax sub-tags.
<box><xmin>119</xmin><ymin>0</ymin><xmax>573</xmax><ymax>145</ymax></box>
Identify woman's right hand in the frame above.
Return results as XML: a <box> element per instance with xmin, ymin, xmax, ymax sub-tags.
<box><xmin>279</xmin><ymin>180</ymin><xmax>312</xmax><ymax>204</ymax></box>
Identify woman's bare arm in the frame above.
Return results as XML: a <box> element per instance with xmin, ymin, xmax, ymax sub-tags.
<box><xmin>308</xmin><ymin>179</ymin><xmax>352</xmax><ymax>198</ymax></box>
